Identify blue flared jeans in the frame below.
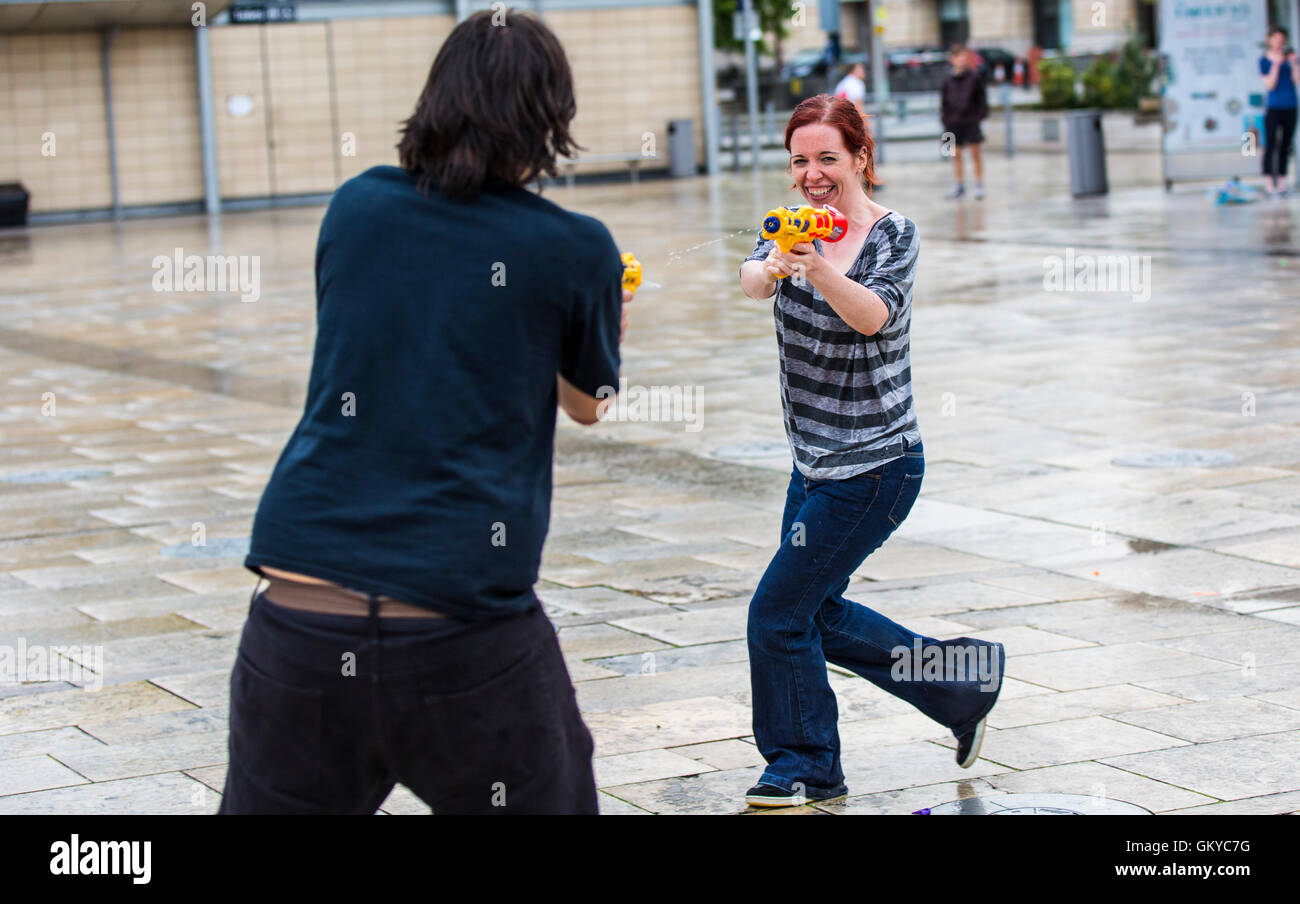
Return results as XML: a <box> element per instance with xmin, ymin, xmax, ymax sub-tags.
<box><xmin>747</xmin><ymin>440</ymin><xmax>1005</xmax><ymax>793</ymax></box>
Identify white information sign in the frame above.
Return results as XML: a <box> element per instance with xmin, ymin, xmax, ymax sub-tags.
<box><xmin>1159</xmin><ymin>0</ymin><xmax>1269</xmax><ymax>184</ymax></box>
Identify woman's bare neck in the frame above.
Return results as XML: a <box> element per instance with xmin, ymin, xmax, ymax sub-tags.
<box><xmin>836</xmin><ymin>192</ymin><xmax>885</xmax><ymax>230</ymax></box>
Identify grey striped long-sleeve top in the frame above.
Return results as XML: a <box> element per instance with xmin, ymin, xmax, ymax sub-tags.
<box><xmin>741</xmin><ymin>209</ymin><xmax>922</xmax><ymax>479</ymax></box>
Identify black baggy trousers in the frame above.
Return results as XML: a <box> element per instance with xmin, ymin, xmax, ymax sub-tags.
<box><xmin>217</xmin><ymin>589</ymin><xmax>598</xmax><ymax>815</ymax></box>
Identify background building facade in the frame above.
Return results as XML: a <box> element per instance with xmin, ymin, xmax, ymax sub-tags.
<box><xmin>1</xmin><ymin>0</ymin><xmax>707</xmax><ymax>217</ymax></box>
<box><xmin>774</xmin><ymin>0</ymin><xmax>1154</xmax><ymax>58</ymax></box>
<box><xmin>2</xmin><ymin>0</ymin><xmax>1293</xmax><ymax>218</ymax></box>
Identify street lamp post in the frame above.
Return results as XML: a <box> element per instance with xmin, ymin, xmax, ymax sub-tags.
<box><xmin>740</xmin><ymin>0</ymin><xmax>763</xmax><ymax>170</ymax></box>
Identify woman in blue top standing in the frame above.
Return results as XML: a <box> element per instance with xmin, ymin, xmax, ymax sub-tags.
<box><xmin>1261</xmin><ymin>26</ymin><xmax>1299</xmax><ymax>198</ymax></box>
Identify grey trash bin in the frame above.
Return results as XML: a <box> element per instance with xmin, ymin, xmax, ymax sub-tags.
<box><xmin>1065</xmin><ymin>109</ymin><xmax>1107</xmax><ymax>197</ymax></box>
<box><xmin>668</xmin><ymin>118</ymin><xmax>695</xmax><ymax>177</ymax></box>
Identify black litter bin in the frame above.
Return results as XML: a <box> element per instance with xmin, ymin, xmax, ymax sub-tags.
<box><xmin>0</xmin><ymin>183</ymin><xmax>30</xmax><ymax>227</ymax></box>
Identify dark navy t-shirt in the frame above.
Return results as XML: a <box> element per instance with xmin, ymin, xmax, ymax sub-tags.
<box><xmin>246</xmin><ymin>165</ymin><xmax>622</xmax><ymax>620</ymax></box>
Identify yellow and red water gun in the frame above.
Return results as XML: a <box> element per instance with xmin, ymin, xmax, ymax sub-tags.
<box><xmin>760</xmin><ymin>205</ymin><xmax>848</xmax><ymax>277</ymax></box>
<box><xmin>621</xmin><ymin>252</ymin><xmax>642</xmax><ymax>295</ymax></box>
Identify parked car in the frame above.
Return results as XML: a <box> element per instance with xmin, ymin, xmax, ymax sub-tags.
<box><xmin>781</xmin><ymin>48</ymin><xmax>829</xmax><ymax>82</ymax></box>
<box><xmin>972</xmin><ymin>47</ymin><xmax>1016</xmax><ymax>81</ymax></box>
<box><xmin>782</xmin><ymin>49</ymin><xmax>872</xmax><ymax>102</ymax></box>
<box><xmin>886</xmin><ymin>45</ymin><xmax>948</xmax><ymax>91</ymax></box>
<box><xmin>886</xmin><ymin>45</ymin><xmax>948</xmax><ymax>72</ymax></box>
<box><xmin>783</xmin><ymin>49</ymin><xmax>870</xmax><ymax>80</ymax></box>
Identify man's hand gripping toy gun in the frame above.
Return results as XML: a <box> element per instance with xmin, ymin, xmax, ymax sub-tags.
<box><xmin>759</xmin><ymin>205</ymin><xmax>847</xmax><ymax>279</ymax></box>
<box><xmin>621</xmin><ymin>252</ymin><xmax>642</xmax><ymax>296</ymax></box>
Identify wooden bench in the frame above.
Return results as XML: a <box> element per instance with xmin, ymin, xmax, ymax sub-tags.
<box><xmin>555</xmin><ymin>152</ymin><xmax>658</xmax><ymax>187</ymax></box>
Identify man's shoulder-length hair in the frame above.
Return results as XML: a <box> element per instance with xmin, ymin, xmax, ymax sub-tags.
<box><xmin>397</xmin><ymin>8</ymin><xmax>581</xmax><ymax>203</ymax></box>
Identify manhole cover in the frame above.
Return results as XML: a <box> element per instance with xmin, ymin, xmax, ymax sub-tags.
<box><xmin>161</xmin><ymin>536</ymin><xmax>250</xmax><ymax>559</ymax></box>
<box><xmin>710</xmin><ymin>441</ymin><xmax>789</xmax><ymax>460</ymax></box>
<box><xmin>1112</xmin><ymin>450</ymin><xmax>1235</xmax><ymax>468</ymax></box>
<box><xmin>1</xmin><ymin>468</ymin><xmax>112</xmax><ymax>484</ymax></box>
<box><xmin>915</xmin><ymin>793</ymin><xmax>1151</xmax><ymax>815</ymax></box>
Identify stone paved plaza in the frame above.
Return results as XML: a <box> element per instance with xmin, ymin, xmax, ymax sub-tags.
<box><xmin>2</xmin><ymin>142</ymin><xmax>1300</xmax><ymax>814</ymax></box>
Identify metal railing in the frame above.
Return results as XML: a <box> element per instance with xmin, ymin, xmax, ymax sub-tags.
<box><xmin>720</xmin><ymin>85</ymin><xmax>1028</xmax><ymax>170</ymax></box>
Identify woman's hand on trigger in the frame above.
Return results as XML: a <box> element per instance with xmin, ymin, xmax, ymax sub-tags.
<box><xmin>781</xmin><ymin>241</ymin><xmax>823</xmax><ymax>283</ymax></box>
<box><xmin>764</xmin><ymin>246</ymin><xmax>795</xmax><ymax>282</ymax></box>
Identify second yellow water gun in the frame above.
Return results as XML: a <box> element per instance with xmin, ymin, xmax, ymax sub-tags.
<box><xmin>621</xmin><ymin>252</ymin><xmax>642</xmax><ymax>295</ymax></box>
<box><xmin>760</xmin><ymin>205</ymin><xmax>848</xmax><ymax>277</ymax></box>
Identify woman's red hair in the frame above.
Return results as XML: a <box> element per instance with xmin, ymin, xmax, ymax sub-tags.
<box><xmin>784</xmin><ymin>94</ymin><xmax>880</xmax><ymax>194</ymax></box>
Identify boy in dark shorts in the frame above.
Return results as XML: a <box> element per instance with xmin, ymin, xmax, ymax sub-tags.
<box><xmin>940</xmin><ymin>44</ymin><xmax>988</xmax><ymax>200</ymax></box>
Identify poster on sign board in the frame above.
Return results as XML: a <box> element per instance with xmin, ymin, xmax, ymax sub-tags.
<box><xmin>1159</xmin><ymin>0</ymin><xmax>1268</xmax><ymax>185</ymax></box>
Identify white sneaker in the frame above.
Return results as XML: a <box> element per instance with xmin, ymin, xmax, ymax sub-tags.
<box><xmin>973</xmin><ymin>183</ymin><xmax>985</xmax><ymax>200</ymax></box>
<box><xmin>945</xmin><ymin>184</ymin><xmax>965</xmax><ymax>200</ymax></box>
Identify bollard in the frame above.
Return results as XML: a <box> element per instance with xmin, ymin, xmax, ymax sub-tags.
<box><xmin>874</xmin><ymin>108</ymin><xmax>885</xmax><ymax>165</ymax></box>
<box><xmin>730</xmin><ymin>112</ymin><xmax>740</xmax><ymax>171</ymax></box>
<box><xmin>1003</xmin><ymin>81</ymin><xmax>1013</xmax><ymax>157</ymax></box>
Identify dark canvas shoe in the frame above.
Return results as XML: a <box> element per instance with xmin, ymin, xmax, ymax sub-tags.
<box><xmin>745</xmin><ymin>781</ymin><xmax>848</xmax><ymax>808</ymax></box>
<box><xmin>953</xmin><ymin>639</ymin><xmax>1004</xmax><ymax>768</ymax></box>
<box><xmin>955</xmin><ymin>716</ymin><xmax>987</xmax><ymax>769</ymax></box>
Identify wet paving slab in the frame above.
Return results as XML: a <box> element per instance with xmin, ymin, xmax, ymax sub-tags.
<box><xmin>1</xmin><ymin>147</ymin><xmax>1299</xmax><ymax>814</ymax></box>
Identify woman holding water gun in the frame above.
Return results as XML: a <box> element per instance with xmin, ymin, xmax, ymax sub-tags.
<box><xmin>736</xmin><ymin>94</ymin><xmax>1005</xmax><ymax>808</ymax></box>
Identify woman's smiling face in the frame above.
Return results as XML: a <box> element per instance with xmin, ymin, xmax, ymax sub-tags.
<box><xmin>789</xmin><ymin>123</ymin><xmax>862</xmax><ymax>209</ymax></box>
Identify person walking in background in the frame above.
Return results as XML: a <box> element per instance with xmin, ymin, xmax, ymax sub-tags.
<box><xmin>835</xmin><ymin>61</ymin><xmax>886</xmax><ymax>189</ymax></box>
<box><xmin>220</xmin><ymin>9</ymin><xmax>629</xmax><ymax>815</ymax></box>
<box><xmin>940</xmin><ymin>44</ymin><xmax>988</xmax><ymax>200</ymax></box>
<box><xmin>834</xmin><ymin>61</ymin><xmax>868</xmax><ymax>115</ymax></box>
<box><xmin>1261</xmin><ymin>26</ymin><xmax>1299</xmax><ymax>199</ymax></box>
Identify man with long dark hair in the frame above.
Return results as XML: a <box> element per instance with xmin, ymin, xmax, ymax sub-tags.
<box><xmin>220</xmin><ymin>9</ymin><xmax>627</xmax><ymax>815</ymax></box>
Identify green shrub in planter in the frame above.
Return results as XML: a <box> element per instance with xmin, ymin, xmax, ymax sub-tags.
<box><xmin>1076</xmin><ymin>39</ymin><xmax>1158</xmax><ymax>110</ymax></box>
<box><xmin>1039</xmin><ymin>58</ymin><xmax>1079</xmax><ymax>109</ymax></box>
<box><xmin>1082</xmin><ymin>55</ymin><xmax>1119</xmax><ymax>108</ymax></box>
<box><xmin>1114</xmin><ymin>37</ymin><xmax>1158</xmax><ymax>105</ymax></box>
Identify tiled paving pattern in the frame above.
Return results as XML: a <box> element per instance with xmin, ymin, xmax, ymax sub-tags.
<box><xmin>2</xmin><ymin>145</ymin><xmax>1299</xmax><ymax>814</ymax></box>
